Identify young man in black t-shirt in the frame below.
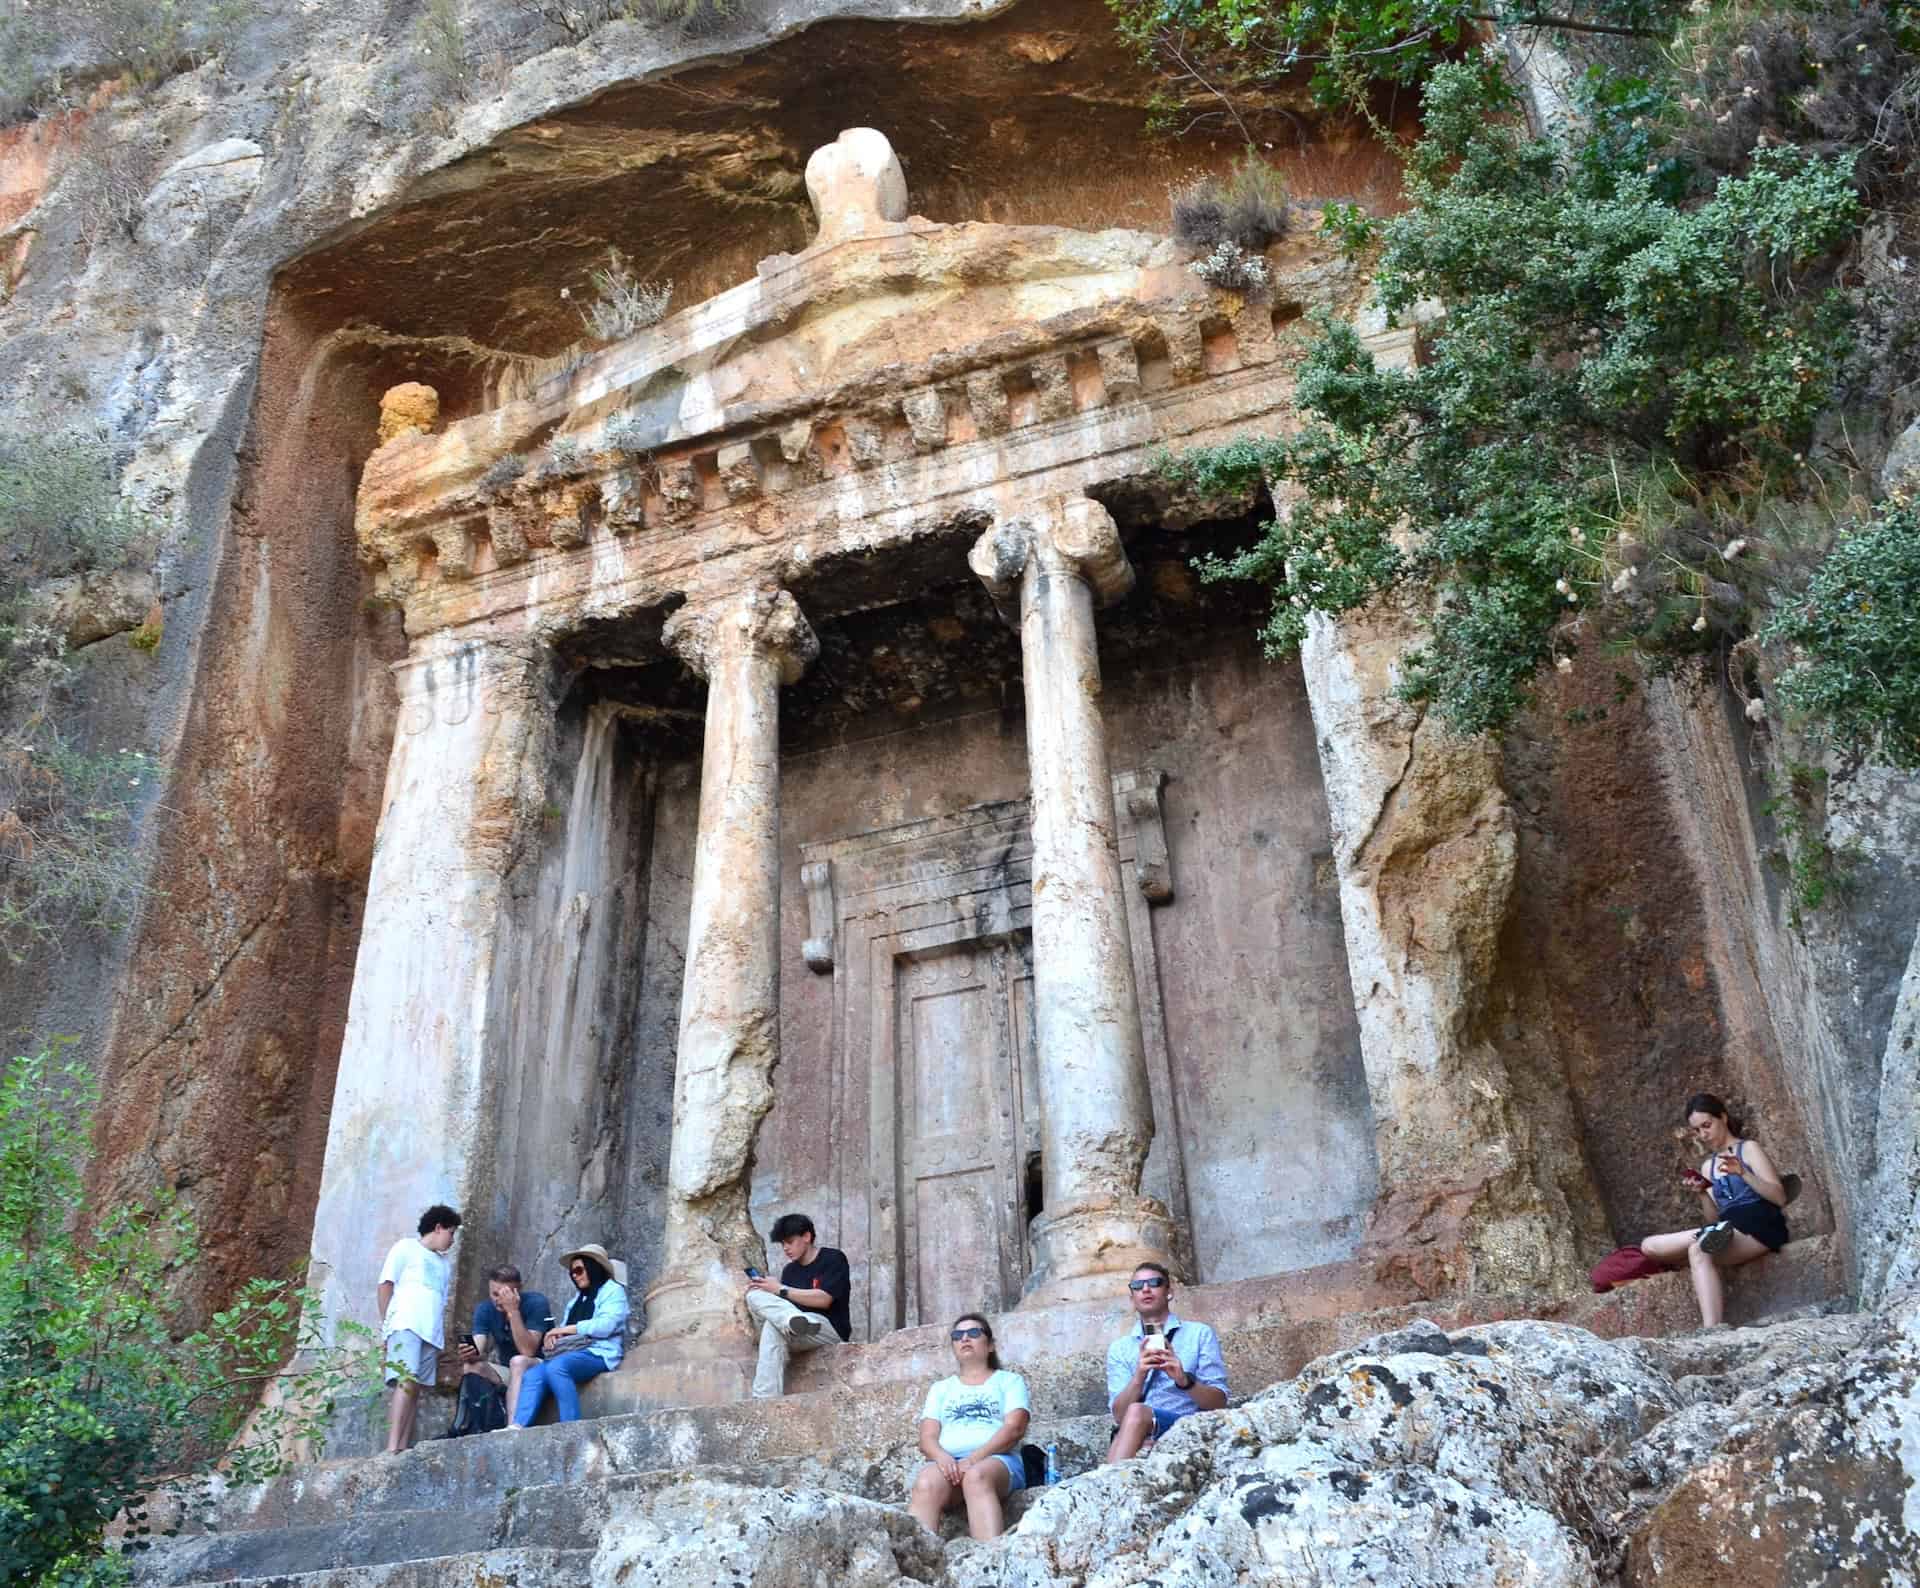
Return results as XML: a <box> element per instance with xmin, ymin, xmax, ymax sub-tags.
<box><xmin>744</xmin><ymin>1212</ymin><xmax>852</xmax><ymax>1399</ymax></box>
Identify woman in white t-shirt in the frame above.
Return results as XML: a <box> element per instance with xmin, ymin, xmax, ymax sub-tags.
<box><xmin>907</xmin><ymin>1312</ymin><xmax>1031</xmax><ymax>1540</ymax></box>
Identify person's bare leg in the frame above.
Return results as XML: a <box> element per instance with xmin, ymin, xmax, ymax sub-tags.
<box><xmin>507</xmin><ymin>1355</ymin><xmax>534</xmax><ymax>1423</ymax></box>
<box><xmin>909</xmin><ymin>1465</ymin><xmax>956</xmax><ymax>1533</ymax></box>
<box><xmin>960</xmin><ymin>1460</ymin><xmax>1013</xmax><ymax>1540</ymax></box>
<box><xmin>1686</xmin><ymin>1237</ymin><xmax>1725</xmax><ymax>1324</ymax></box>
<box><xmin>1695</xmin><ymin>1231</ymin><xmax>1771</xmax><ymax>1325</ymax></box>
<box><xmin>386</xmin><ymin>1383</ymin><xmax>420</xmax><ymax>1453</ymax></box>
<box><xmin>1105</xmin><ymin>1402</ymin><xmax>1156</xmax><ymax>1464</ymax></box>
<box><xmin>1640</xmin><ymin>1229</ymin><xmax>1701</xmax><ymax>1266</ymax></box>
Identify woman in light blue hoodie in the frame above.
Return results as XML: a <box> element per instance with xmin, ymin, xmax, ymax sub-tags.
<box><xmin>508</xmin><ymin>1243</ymin><xmax>628</xmax><ymax>1427</ymax></box>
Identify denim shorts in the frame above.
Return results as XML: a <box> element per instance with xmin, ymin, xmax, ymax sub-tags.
<box><xmin>914</xmin><ymin>1451</ymin><xmax>1026</xmax><ymax>1493</ymax></box>
<box><xmin>1113</xmin><ymin>1405</ymin><xmax>1186</xmax><ymax>1441</ymax></box>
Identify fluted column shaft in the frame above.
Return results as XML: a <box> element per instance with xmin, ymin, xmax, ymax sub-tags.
<box><xmin>644</xmin><ymin>587</ymin><xmax>817</xmax><ymax>1340</ymax></box>
<box><xmin>971</xmin><ymin>497</ymin><xmax>1176</xmax><ymax>1304</ymax></box>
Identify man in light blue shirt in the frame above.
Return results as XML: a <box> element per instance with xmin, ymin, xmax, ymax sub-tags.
<box><xmin>1103</xmin><ymin>1261</ymin><xmax>1228</xmax><ymax>1463</ymax></box>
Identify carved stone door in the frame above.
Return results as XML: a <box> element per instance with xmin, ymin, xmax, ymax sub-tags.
<box><xmin>894</xmin><ymin>937</ymin><xmax>1038</xmax><ymax>1325</ymax></box>
<box><xmin>800</xmin><ymin>769</ymin><xmax>1183</xmax><ymax>1340</ymax></box>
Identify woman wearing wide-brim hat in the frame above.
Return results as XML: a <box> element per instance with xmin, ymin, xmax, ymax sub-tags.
<box><xmin>507</xmin><ymin>1243</ymin><xmax>629</xmax><ymax>1427</ymax></box>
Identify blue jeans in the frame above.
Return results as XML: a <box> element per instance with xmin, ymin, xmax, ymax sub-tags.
<box><xmin>513</xmin><ymin>1350</ymin><xmax>609</xmax><ymax>1424</ymax></box>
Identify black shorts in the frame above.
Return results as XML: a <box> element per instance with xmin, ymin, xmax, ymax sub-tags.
<box><xmin>1720</xmin><ymin>1198</ymin><xmax>1790</xmax><ymax>1252</ymax></box>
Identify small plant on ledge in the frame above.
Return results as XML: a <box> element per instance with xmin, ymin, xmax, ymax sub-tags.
<box><xmin>1189</xmin><ymin>240</ymin><xmax>1273</xmax><ymax>300</ymax></box>
<box><xmin>576</xmin><ymin>248</ymin><xmax>672</xmax><ymax>343</ymax></box>
<box><xmin>481</xmin><ymin>454</ymin><xmax>528</xmax><ymax>495</ymax></box>
<box><xmin>1171</xmin><ymin>155</ymin><xmax>1289</xmax><ymax>255</ymax></box>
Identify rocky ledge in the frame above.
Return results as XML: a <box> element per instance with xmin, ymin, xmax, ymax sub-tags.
<box><xmin>143</xmin><ymin>1295</ymin><xmax>1917</xmax><ymax>1588</ymax></box>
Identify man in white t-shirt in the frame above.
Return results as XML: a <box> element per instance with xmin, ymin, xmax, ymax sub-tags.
<box><xmin>376</xmin><ymin>1204</ymin><xmax>461</xmax><ymax>1455</ymax></box>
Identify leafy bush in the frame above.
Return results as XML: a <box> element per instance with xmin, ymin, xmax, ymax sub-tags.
<box><xmin>1763</xmin><ymin>495</ymin><xmax>1920</xmax><ymax>769</ymax></box>
<box><xmin>0</xmin><ymin>433</ymin><xmax>159</xmax><ymax>962</ymax></box>
<box><xmin>1164</xmin><ymin>52</ymin><xmax>1863</xmax><ymax>735</ymax></box>
<box><xmin>0</xmin><ymin>1049</ymin><xmax>376</xmax><ymax>1582</ymax></box>
<box><xmin>1108</xmin><ymin>0</ymin><xmax>1686</xmax><ymax>125</ymax></box>
<box><xmin>576</xmin><ymin>249</ymin><xmax>671</xmax><ymax>342</ymax></box>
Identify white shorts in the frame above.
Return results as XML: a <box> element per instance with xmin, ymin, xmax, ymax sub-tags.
<box><xmin>383</xmin><ymin>1329</ymin><xmax>441</xmax><ymax>1387</ymax></box>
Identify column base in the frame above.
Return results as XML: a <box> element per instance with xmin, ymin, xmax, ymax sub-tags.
<box><xmin>592</xmin><ymin>1328</ymin><xmax>760</xmax><ymax>1417</ymax></box>
<box><xmin>1018</xmin><ymin>1195</ymin><xmax>1179</xmax><ymax>1308</ymax></box>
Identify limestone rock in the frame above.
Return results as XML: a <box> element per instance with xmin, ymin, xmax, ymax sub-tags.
<box><xmin>587</xmin><ymin>1472</ymin><xmax>943</xmax><ymax>1587</ymax></box>
<box><xmin>377</xmin><ymin>382</ymin><xmax>441</xmax><ymax>447</ymax></box>
<box><xmin>1625</xmin><ymin>1300</ymin><xmax>1920</xmax><ymax>1586</ymax></box>
<box><xmin>32</xmin><ymin>567</ymin><xmax>159</xmax><ymax>650</ymax></box>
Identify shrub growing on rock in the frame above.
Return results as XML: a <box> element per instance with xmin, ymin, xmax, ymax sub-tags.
<box><xmin>577</xmin><ymin>248</ymin><xmax>672</xmax><ymax>342</ymax></box>
<box><xmin>0</xmin><ymin>1049</ymin><xmax>376</xmax><ymax>1583</ymax></box>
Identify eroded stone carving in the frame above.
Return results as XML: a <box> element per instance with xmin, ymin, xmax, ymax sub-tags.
<box><xmin>971</xmin><ymin>497</ymin><xmax>1174</xmax><ymax>1304</ymax></box>
<box><xmin>645</xmin><ymin>588</ymin><xmax>818</xmax><ymax>1346</ymax></box>
<box><xmin>803</xmin><ymin>127</ymin><xmax>909</xmax><ymax>247</ymax></box>
<box><xmin>801</xmin><ymin>859</ymin><xmax>835</xmax><ymax>974</ymax></box>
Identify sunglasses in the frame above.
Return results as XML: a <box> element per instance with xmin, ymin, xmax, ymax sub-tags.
<box><xmin>1128</xmin><ymin>1277</ymin><xmax>1168</xmax><ymax>1292</ymax></box>
<box><xmin>950</xmin><ymin>1326</ymin><xmax>987</xmax><ymax>1341</ymax></box>
<box><xmin>568</xmin><ymin>1264</ymin><xmax>590</xmax><ymax>1276</ymax></box>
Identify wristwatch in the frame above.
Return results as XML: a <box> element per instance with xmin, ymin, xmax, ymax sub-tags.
<box><xmin>779</xmin><ymin>1286</ymin><xmax>789</xmax><ymax>1299</ymax></box>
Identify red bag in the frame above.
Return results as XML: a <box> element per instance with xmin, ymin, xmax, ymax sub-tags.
<box><xmin>1589</xmin><ymin>1244</ymin><xmax>1673</xmax><ymax>1293</ymax></box>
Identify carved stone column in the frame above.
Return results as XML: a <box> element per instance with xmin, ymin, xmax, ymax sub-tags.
<box><xmin>641</xmin><ymin>587</ymin><xmax>818</xmax><ymax>1348</ymax></box>
<box><xmin>971</xmin><ymin>496</ymin><xmax>1178</xmax><ymax>1305</ymax></box>
<box><xmin>308</xmin><ymin>634</ymin><xmax>548</xmax><ymax>1351</ymax></box>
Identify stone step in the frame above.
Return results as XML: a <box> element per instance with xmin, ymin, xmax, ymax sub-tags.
<box><xmin>137</xmin><ymin>1419</ymin><xmax>1117</xmax><ymax>1586</ymax></box>
<box><xmin>165</xmin><ymin>1547</ymin><xmax>591</xmax><ymax>1588</ymax></box>
<box><xmin>147</xmin><ymin>1235</ymin><xmax>1840</xmax><ymax>1587</ymax></box>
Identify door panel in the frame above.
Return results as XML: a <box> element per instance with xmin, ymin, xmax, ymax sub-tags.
<box><xmin>895</xmin><ymin>941</ymin><xmax>1028</xmax><ymax>1325</ymax></box>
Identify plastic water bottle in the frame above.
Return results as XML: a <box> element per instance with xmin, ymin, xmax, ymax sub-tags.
<box><xmin>1044</xmin><ymin>1441</ymin><xmax>1059</xmax><ymax>1485</ymax></box>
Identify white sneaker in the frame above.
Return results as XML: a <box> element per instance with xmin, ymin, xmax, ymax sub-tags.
<box><xmin>1697</xmin><ymin>1221</ymin><xmax>1734</xmax><ymax>1255</ymax></box>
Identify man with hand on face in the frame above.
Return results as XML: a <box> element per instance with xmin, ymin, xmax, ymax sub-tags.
<box><xmin>744</xmin><ymin>1212</ymin><xmax>851</xmax><ymax>1399</ymax></box>
<box><xmin>456</xmin><ymin>1264</ymin><xmax>555</xmax><ymax>1429</ymax></box>
<box><xmin>1104</xmin><ymin>1261</ymin><xmax>1228</xmax><ymax>1463</ymax></box>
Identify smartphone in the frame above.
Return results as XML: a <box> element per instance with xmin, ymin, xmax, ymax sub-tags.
<box><xmin>458</xmin><ymin>1332</ymin><xmax>476</xmax><ymax>1349</ymax></box>
<box><xmin>744</xmin><ymin>1266</ymin><xmax>763</xmax><ymax>1280</ymax></box>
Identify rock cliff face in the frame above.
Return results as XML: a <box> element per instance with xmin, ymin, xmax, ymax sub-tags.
<box><xmin>2</xmin><ymin>0</ymin><xmax>1919</xmax><ymax>1506</ymax></box>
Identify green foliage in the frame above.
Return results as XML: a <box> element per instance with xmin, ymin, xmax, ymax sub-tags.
<box><xmin>1170</xmin><ymin>50</ymin><xmax>1863</xmax><ymax>736</ymax></box>
<box><xmin>1107</xmin><ymin>0</ymin><xmax>1685</xmax><ymax>125</ymax></box>
<box><xmin>576</xmin><ymin>248</ymin><xmax>672</xmax><ymax>342</ymax></box>
<box><xmin>416</xmin><ymin>0</ymin><xmax>473</xmax><ymax>101</ymax></box>
<box><xmin>0</xmin><ymin>433</ymin><xmax>161</xmax><ymax>963</ymax></box>
<box><xmin>0</xmin><ymin>1049</ymin><xmax>378</xmax><ymax>1583</ymax></box>
<box><xmin>1762</xmin><ymin>763</ymin><xmax>1862</xmax><ymax>924</ymax></box>
<box><xmin>1763</xmin><ymin>495</ymin><xmax>1920</xmax><ymax>770</ymax></box>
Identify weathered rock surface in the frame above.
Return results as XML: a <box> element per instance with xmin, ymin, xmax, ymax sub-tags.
<box><xmin>138</xmin><ymin>1305</ymin><xmax>1919</xmax><ymax>1588</ymax></box>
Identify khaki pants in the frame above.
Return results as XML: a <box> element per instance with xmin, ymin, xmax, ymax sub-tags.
<box><xmin>747</xmin><ymin>1288</ymin><xmax>832</xmax><ymax>1399</ymax></box>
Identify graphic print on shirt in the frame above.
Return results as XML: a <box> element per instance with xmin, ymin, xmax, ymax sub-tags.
<box><xmin>943</xmin><ymin>1393</ymin><xmax>1007</xmax><ymax>1427</ymax></box>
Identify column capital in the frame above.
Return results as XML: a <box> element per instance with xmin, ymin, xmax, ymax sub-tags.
<box><xmin>968</xmin><ymin>496</ymin><xmax>1134</xmax><ymax>621</ymax></box>
<box><xmin>663</xmin><ymin>587</ymin><xmax>819</xmax><ymax>686</ymax></box>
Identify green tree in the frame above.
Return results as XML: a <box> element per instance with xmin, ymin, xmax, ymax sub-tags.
<box><xmin>0</xmin><ymin>1049</ymin><xmax>375</xmax><ymax>1584</ymax></box>
<box><xmin>1163</xmin><ymin>52</ymin><xmax>1862</xmax><ymax>734</ymax></box>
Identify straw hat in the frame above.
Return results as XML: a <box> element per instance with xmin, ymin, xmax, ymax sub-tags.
<box><xmin>559</xmin><ymin>1243</ymin><xmax>628</xmax><ymax>1287</ymax></box>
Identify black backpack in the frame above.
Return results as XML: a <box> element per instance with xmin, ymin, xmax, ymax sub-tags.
<box><xmin>444</xmin><ymin>1373</ymin><xmax>508</xmax><ymax>1438</ymax></box>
